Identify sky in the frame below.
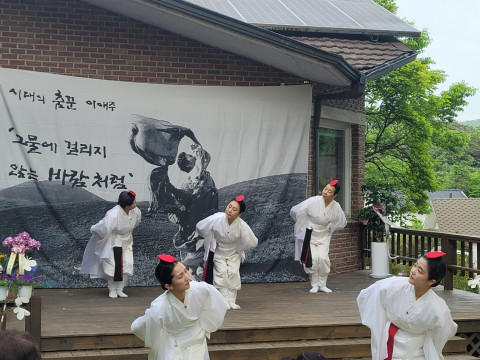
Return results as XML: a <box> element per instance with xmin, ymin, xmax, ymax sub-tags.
<box><xmin>395</xmin><ymin>0</ymin><xmax>480</xmax><ymax>122</ymax></box>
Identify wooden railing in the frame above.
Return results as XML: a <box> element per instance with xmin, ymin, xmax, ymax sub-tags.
<box><xmin>362</xmin><ymin>226</ymin><xmax>480</xmax><ymax>290</ymax></box>
<box><xmin>0</xmin><ymin>295</ymin><xmax>41</xmax><ymax>345</ymax></box>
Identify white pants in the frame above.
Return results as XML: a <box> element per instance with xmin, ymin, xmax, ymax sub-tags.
<box><xmin>213</xmin><ymin>253</ymin><xmax>241</xmax><ymax>290</ymax></box>
<box><xmin>102</xmin><ymin>246</ymin><xmax>134</xmax><ymax>278</ymax></box>
<box><xmin>213</xmin><ymin>253</ymin><xmax>241</xmax><ymax>303</ymax></box>
<box><xmin>107</xmin><ymin>275</ymin><xmax>130</xmax><ymax>291</ymax></box>
<box><xmin>304</xmin><ymin>231</ymin><xmax>331</xmax><ymax>287</ymax></box>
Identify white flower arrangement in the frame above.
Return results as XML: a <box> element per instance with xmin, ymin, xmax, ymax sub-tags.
<box><xmin>1</xmin><ymin>231</ymin><xmax>43</xmax><ymax>324</ymax></box>
<box><xmin>467</xmin><ymin>274</ymin><xmax>480</xmax><ymax>293</ymax></box>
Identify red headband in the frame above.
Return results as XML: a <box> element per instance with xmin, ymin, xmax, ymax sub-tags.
<box><xmin>157</xmin><ymin>254</ymin><xmax>175</xmax><ymax>263</ymax></box>
<box><xmin>128</xmin><ymin>190</ymin><xmax>136</xmax><ymax>197</ymax></box>
<box><xmin>329</xmin><ymin>180</ymin><xmax>338</xmax><ymax>186</ymax></box>
<box><xmin>426</xmin><ymin>251</ymin><xmax>445</xmax><ymax>259</ymax></box>
<box><xmin>236</xmin><ymin>195</ymin><xmax>245</xmax><ymax>202</ymax></box>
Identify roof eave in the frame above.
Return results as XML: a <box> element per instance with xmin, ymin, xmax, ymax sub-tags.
<box><xmin>83</xmin><ymin>0</ymin><xmax>363</xmax><ymax>87</ymax></box>
<box><xmin>364</xmin><ymin>52</ymin><xmax>418</xmax><ymax>82</ymax></box>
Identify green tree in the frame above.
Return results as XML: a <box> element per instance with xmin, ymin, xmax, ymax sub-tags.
<box><xmin>432</xmin><ymin>123</ymin><xmax>480</xmax><ymax>197</ymax></box>
<box><xmin>365</xmin><ymin>0</ymin><xmax>477</xmax><ymax>213</ymax></box>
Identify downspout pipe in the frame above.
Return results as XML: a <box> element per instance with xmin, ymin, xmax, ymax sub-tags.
<box><xmin>312</xmin><ymin>50</ymin><xmax>416</xmax><ymax>192</ymax></box>
<box><xmin>312</xmin><ymin>73</ymin><xmax>365</xmax><ymax>195</ymax></box>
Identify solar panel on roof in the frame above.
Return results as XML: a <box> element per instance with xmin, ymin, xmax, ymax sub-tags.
<box><xmin>184</xmin><ymin>0</ymin><xmax>419</xmax><ymax>36</ymax></box>
<box><xmin>190</xmin><ymin>0</ymin><xmax>244</xmax><ymax>20</ymax></box>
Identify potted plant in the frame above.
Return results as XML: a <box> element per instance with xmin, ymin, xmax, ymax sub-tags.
<box><xmin>358</xmin><ymin>181</ymin><xmax>407</xmax><ymax>278</ymax></box>
<box><xmin>0</xmin><ymin>276</ymin><xmax>10</xmax><ymax>301</ymax></box>
<box><xmin>1</xmin><ymin>232</ymin><xmax>43</xmax><ymax>326</ymax></box>
<box><xmin>0</xmin><ymin>254</ymin><xmax>8</xmax><ymax>302</ymax></box>
<box><xmin>13</xmin><ymin>274</ymin><xmax>44</xmax><ymax>299</ymax></box>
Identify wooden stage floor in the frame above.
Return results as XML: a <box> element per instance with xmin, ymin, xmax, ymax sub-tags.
<box><xmin>6</xmin><ymin>270</ymin><xmax>480</xmax><ymax>338</ymax></box>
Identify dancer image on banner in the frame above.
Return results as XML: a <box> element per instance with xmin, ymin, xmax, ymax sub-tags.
<box><xmin>81</xmin><ymin>190</ymin><xmax>141</xmax><ymax>298</ymax></box>
<box><xmin>357</xmin><ymin>251</ymin><xmax>457</xmax><ymax>360</ymax></box>
<box><xmin>130</xmin><ymin>114</ymin><xmax>218</xmax><ymax>280</ymax></box>
<box><xmin>290</xmin><ymin>180</ymin><xmax>347</xmax><ymax>293</ymax></box>
<box><xmin>131</xmin><ymin>254</ymin><xmax>228</xmax><ymax>360</ymax></box>
<box><xmin>196</xmin><ymin>196</ymin><xmax>258</xmax><ymax>310</ymax></box>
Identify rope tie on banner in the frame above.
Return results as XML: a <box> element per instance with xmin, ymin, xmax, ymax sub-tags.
<box><xmin>5</xmin><ymin>253</ymin><xmax>26</xmax><ymax>275</ymax></box>
<box><xmin>6</xmin><ymin>252</ymin><xmax>17</xmax><ymax>275</ymax></box>
<box><xmin>18</xmin><ymin>253</ymin><xmax>25</xmax><ymax>274</ymax></box>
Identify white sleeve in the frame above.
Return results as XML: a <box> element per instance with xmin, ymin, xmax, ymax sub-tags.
<box><xmin>195</xmin><ymin>282</ymin><xmax>229</xmax><ymax>335</ymax></box>
<box><xmin>290</xmin><ymin>197</ymin><xmax>317</xmax><ymax>239</ymax></box>
<box><xmin>357</xmin><ymin>278</ymin><xmax>400</xmax><ymax>360</ymax></box>
<box><xmin>239</xmin><ymin>219</ymin><xmax>258</xmax><ymax>251</ymax></box>
<box><xmin>290</xmin><ymin>197</ymin><xmax>316</xmax><ymax>261</ymax></box>
<box><xmin>80</xmin><ymin>208</ymin><xmax>117</xmax><ymax>275</ymax></box>
<box><xmin>131</xmin><ymin>297</ymin><xmax>175</xmax><ymax>360</ymax></box>
<box><xmin>132</xmin><ymin>207</ymin><xmax>142</xmax><ymax>228</ymax></box>
<box><xmin>424</xmin><ymin>298</ymin><xmax>458</xmax><ymax>359</ymax></box>
<box><xmin>196</xmin><ymin>213</ymin><xmax>223</xmax><ymax>261</ymax></box>
<box><xmin>329</xmin><ymin>203</ymin><xmax>347</xmax><ymax>233</ymax></box>
<box><xmin>89</xmin><ymin>206</ymin><xmax>119</xmax><ymax>239</ymax></box>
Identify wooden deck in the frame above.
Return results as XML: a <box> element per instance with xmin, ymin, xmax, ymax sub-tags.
<box><xmin>5</xmin><ymin>270</ymin><xmax>480</xmax><ymax>359</ymax></box>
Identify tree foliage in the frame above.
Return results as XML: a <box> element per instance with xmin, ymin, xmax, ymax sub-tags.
<box><xmin>364</xmin><ymin>0</ymin><xmax>477</xmax><ymax>214</ymax></box>
<box><xmin>433</xmin><ymin>124</ymin><xmax>480</xmax><ymax>198</ymax></box>
<box><xmin>357</xmin><ymin>180</ymin><xmax>417</xmax><ymax>240</ymax></box>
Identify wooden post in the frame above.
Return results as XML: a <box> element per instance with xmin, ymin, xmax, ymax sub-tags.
<box><xmin>25</xmin><ymin>295</ymin><xmax>41</xmax><ymax>347</ymax></box>
<box><xmin>441</xmin><ymin>235</ymin><xmax>455</xmax><ymax>290</ymax></box>
<box><xmin>0</xmin><ymin>303</ymin><xmax>6</xmax><ymax>331</ymax></box>
<box><xmin>360</xmin><ymin>224</ymin><xmax>366</xmax><ymax>269</ymax></box>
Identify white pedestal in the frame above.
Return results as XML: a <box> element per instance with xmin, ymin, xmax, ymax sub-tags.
<box><xmin>370</xmin><ymin>242</ymin><xmax>391</xmax><ymax>279</ymax></box>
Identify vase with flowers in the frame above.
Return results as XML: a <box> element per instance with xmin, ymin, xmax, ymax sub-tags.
<box><xmin>1</xmin><ymin>232</ymin><xmax>43</xmax><ymax>327</ymax></box>
<box><xmin>13</xmin><ymin>274</ymin><xmax>44</xmax><ymax>300</ymax></box>
<box><xmin>357</xmin><ymin>181</ymin><xmax>409</xmax><ymax>242</ymax></box>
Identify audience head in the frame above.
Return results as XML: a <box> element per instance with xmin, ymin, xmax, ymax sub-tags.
<box><xmin>0</xmin><ymin>329</ymin><xmax>42</xmax><ymax>360</ymax></box>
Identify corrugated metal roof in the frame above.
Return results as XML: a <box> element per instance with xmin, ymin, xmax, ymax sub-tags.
<box><xmin>427</xmin><ymin>189</ymin><xmax>467</xmax><ymax>200</ymax></box>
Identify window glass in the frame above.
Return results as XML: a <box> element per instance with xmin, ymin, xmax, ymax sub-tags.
<box><xmin>318</xmin><ymin>127</ymin><xmax>345</xmax><ymax>210</ymax></box>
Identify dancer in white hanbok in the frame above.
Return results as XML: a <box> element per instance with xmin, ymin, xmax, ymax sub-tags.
<box><xmin>290</xmin><ymin>180</ymin><xmax>347</xmax><ymax>293</ymax></box>
<box><xmin>357</xmin><ymin>251</ymin><xmax>457</xmax><ymax>360</ymax></box>
<box><xmin>131</xmin><ymin>255</ymin><xmax>228</xmax><ymax>360</ymax></box>
<box><xmin>81</xmin><ymin>190</ymin><xmax>141</xmax><ymax>298</ymax></box>
<box><xmin>196</xmin><ymin>195</ymin><xmax>258</xmax><ymax>309</ymax></box>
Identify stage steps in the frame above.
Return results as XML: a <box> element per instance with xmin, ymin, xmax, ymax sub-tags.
<box><xmin>40</xmin><ymin>328</ymin><xmax>475</xmax><ymax>360</ymax></box>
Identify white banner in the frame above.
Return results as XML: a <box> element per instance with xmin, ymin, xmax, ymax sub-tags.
<box><xmin>0</xmin><ymin>68</ymin><xmax>312</xmax><ymax>287</ymax></box>
<box><xmin>0</xmin><ymin>68</ymin><xmax>310</xmax><ymax>200</ymax></box>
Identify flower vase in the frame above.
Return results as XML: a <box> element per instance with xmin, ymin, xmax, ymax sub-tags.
<box><xmin>0</xmin><ymin>287</ymin><xmax>8</xmax><ymax>301</ymax></box>
<box><xmin>17</xmin><ymin>285</ymin><xmax>33</xmax><ymax>300</ymax></box>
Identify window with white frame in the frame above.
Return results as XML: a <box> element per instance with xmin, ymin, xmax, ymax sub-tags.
<box><xmin>317</xmin><ymin>119</ymin><xmax>352</xmax><ymax>218</ymax></box>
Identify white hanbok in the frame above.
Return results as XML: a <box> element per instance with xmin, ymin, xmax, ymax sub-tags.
<box><xmin>196</xmin><ymin>212</ymin><xmax>258</xmax><ymax>303</ymax></box>
<box><xmin>290</xmin><ymin>196</ymin><xmax>346</xmax><ymax>287</ymax></box>
<box><xmin>357</xmin><ymin>276</ymin><xmax>457</xmax><ymax>360</ymax></box>
<box><xmin>131</xmin><ymin>281</ymin><xmax>229</xmax><ymax>360</ymax></box>
<box><xmin>81</xmin><ymin>205</ymin><xmax>141</xmax><ymax>278</ymax></box>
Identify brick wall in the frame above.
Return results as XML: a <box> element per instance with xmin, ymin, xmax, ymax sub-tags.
<box><xmin>0</xmin><ymin>0</ymin><xmax>364</xmax><ymax>274</ymax></box>
<box><xmin>0</xmin><ymin>0</ymin><xmax>307</xmax><ymax>86</ymax></box>
<box><xmin>330</xmin><ymin>221</ymin><xmax>364</xmax><ymax>273</ymax></box>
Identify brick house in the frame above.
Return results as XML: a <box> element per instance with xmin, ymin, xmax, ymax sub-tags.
<box><xmin>0</xmin><ymin>0</ymin><xmax>419</xmax><ymax>284</ymax></box>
